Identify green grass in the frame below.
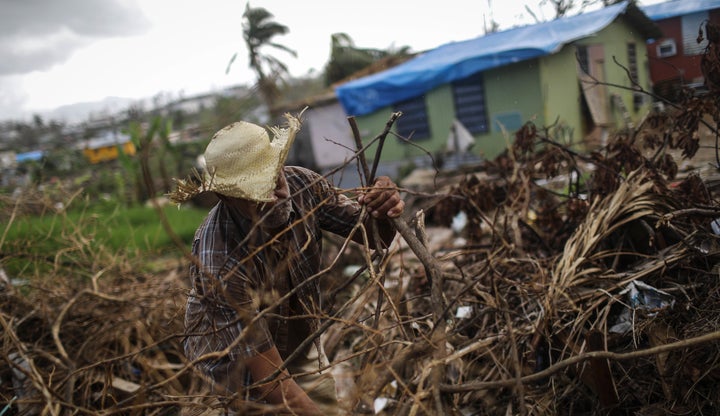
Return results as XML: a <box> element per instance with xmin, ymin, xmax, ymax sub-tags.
<box><xmin>0</xmin><ymin>201</ymin><xmax>208</xmax><ymax>278</ymax></box>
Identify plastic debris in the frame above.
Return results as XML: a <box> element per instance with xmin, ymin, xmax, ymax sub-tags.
<box><xmin>455</xmin><ymin>305</ymin><xmax>473</xmax><ymax>319</ymax></box>
<box><xmin>451</xmin><ymin>211</ymin><xmax>468</xmax><ymax>234</ymax></box>
<box><xmin>711</xmin><ymin>218</ymin><xmax>720</xmax><ymax>235</ymax></box>
<box><xmin>373</xmin><ymin>397</ymin><xmax>389</xmax><ymax>413</ymax></box>
<box><xmin>609</xmin><ymin>280</ymin><xmax>675</xmax><ymax>334</ymax></box>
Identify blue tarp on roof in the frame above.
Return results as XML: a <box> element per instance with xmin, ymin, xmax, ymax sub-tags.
<box><xmin>641</xmin><ymin>0</ymin><xmax>720</xmax><ymax>21</ymax></box>
<box><xmin>336</xmin><ymin>1</ymin><xmax>636</xmax><ymax>116</ymax></box>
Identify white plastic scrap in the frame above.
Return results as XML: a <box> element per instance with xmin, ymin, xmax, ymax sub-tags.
<box><xmin>712</xmin><ymin>218</ymin><xmax>720</xmax><ymax>236</ymax></box>
<box><xmin>624</xmin><ymin>280</ymin><xmax>675</xmax><ymax>310</ymax></box>
<box><xmin>609</xmin><ymin>280</ymin><xmax>675</xmax><ymax>334</ymax></box>
<box><xmin>0</xmin><ymin>267</ymin><xmax>8</xmax><ymax>287</ymax></box>
<box><xmin>343</xmin><ymin>265</ymin><xmax>362</xmax><ymax>277</ymax></box>
<box><xmin>451</xmin><ymin>211</ymin><xmax>468</xmax><ymax>234</ymax></box>
<box><xmin>373</xmin><ymin>397</ymin><xmax>389</xmax><ymax>414</ymax></box>
<box><xmin>373</xmin><ymin>381</ymin><xmax>398</xmax><ymax>413</ymax></box>
<box><xmin>455</xmin><ymin>305</ymin><xmax>473</xmax><ymax>319</ymax></box>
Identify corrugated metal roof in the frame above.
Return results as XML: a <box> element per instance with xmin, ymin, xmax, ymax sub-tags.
<box><xmin>336</xmin><ymin>1</ymin><xmax>658</xmax><ymax>116</ymax></box>
<box><xmin>641</xmin><ymin>0</ymin><xmax>720</xmax><ymax>21</ymax></box>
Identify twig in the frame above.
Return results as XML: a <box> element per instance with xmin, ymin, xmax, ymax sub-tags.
<box><xmin>348</xmin><ymin>114</ymin><xmax>405</xmax><ymax>369</ymax></box>
<box><xmin>348</xmin><ymin>112</ymin><xmax>450</xmax><ymax>414</ymax></box>
<box><xmin>439</xmin><ymin>329</ymin><xmax>720</xmax><ymax>393</ymax></box>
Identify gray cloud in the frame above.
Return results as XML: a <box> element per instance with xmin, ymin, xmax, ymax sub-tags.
<box><xmin>0</xmin><ymin>76</ymin><xmax>30</xmax><ymax>120</ymax></box>
<box><xmin>0</xmin><ymin>0</ymin><xmax>151</xmax><ymax>76</ymax></box>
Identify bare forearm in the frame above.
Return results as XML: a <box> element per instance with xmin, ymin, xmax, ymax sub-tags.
<box><xmin>263</xmin><ymin>376</ymin><xmax>319</xmax><ymax>415</ymax></box>
<box><xmin>246</xmin><ymin>346</ymin><xmax>320</xmax><ymax>415</ymax></box>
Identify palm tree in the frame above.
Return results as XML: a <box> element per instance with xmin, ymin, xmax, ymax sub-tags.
<box><xmin>324</xmin><ymin>33</ymin><xmax>412</xmax><ymax>86</ymax></box>
<box><xmin>227</xmin><ymin>3</ymin><xmax>296</xmax><ymax>118</ymax></box>
<box><xmin>527</xmin><ymin>0</ymin><xmax>616</xmax><ymax>21</ymax></box>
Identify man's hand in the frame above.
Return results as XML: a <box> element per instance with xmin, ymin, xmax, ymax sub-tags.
<box><xmin>358</xmin><ymin>176</ymin><xmax>405</xmax><ymax>219</ymax></box>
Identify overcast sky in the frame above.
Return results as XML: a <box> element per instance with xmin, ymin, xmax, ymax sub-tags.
<box><xmin>0</xmin><ymin>0</ymin><xmax>665</xmax><ymax>123</ymax></box>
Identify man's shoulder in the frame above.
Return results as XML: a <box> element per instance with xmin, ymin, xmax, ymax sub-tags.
<box><xmin>193</xmin><ymin>203</ymin><xmax>222</xmax><ymax>236</ymax></box>
<box><xmin>284</xmin><ymin>166</ymin><xmax>328</xmax><ymax>190</ymax></box>
<box><xmin>284</xmin><ymin>165</ymin><xmax>322</xmax><ymax>180</ymax></box>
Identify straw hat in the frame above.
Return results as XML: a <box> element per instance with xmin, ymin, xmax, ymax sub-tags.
<box><xmin>169</xmin><ymin>113</ymin><xmax>301</xmax><ymax>203</ymax></box>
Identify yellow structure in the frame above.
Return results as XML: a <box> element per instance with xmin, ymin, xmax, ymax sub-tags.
<box><xmin>82</xmin><ymin>132</ymin><xmax>136</xmax><ymax>164</ymax></box>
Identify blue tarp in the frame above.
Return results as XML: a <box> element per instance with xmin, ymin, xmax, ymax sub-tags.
<box><xmin>16</xmin><ymin>150</ymin><xmax>44</xmax><ymax>163</ymax></box>
<box><xmin>641</xmin><ymin>0</ymin><xmax>720</xmax><ymax>21</ymax></box>
<box><xmin>336</xmin><ymin>1</ymin><xmax>634</xmax><ymax>116</ymax></box>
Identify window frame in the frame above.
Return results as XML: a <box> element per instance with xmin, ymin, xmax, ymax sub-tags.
<box><xmin>576</xmin><ymin>45</ymin><xmax>590</xmax><ymax>74</ymax></box>
<box><xmin>393</xmin><ymin>95</ymin><xmax>431</xmax><ymax>141</ymax></box>
<box><xmin>452</xmin><ymin>72</ymin><xmax>490</xmax><ymax>135</ymax></box>
<box><xmin>657</xmin><ymin>39</ymin><xmax>677</xmax><ymax>58</ymax></box>
<box><xmin>627</xmin><ymin>42</ymin><xmax>638</xmax><ymax>84</ymax></box>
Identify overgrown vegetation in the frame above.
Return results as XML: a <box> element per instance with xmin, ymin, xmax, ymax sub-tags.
<box><xmin>1</xmin><ymin>199</ymin><xmax>207</xmax><ymax>275</ymax></box>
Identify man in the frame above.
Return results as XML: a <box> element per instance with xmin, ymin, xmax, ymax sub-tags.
<box><xmin>170</xmin><ymin>114</ymin><xmax>404</xmax><ymax>415</ymax></box>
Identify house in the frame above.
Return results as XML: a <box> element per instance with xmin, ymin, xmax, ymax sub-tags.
<box><xmin>641</xmin><ymin>0</ymin><xmax>720</xmax><ymax>99</ymax></box>
<box><xmin>331</xmin><ymin>1</ymin><xmax>660</xmax><ymax>180</ymax></box>
<box><xmin>279</xmin><ymin>92</ymin><xmax>342</xmax><ymax>166</ymax></box>
<box><xmin>274</xmin><ymin>90</ymin><xmax>364</xmax><ymax>188</ymax></box>
<box><xmin>82</xmin><ymin>131</ymin><xmax>136</xmax><ymax>164</ymax></box>
<box><xmin>272</xmin><ymin>56</ymin><xmax>416</xmax><ymax>189</ymax></box>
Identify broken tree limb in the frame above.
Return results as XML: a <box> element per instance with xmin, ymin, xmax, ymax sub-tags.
<box><xmin>348</xmin><ymin>112</ymin><xmax>450</xmax><ymax>415</ymax></box>
<box><xmin>348</xmin><ymin>115</ymin><xmax>390</xmax><ymax>369</ymax></box>
<box><xmin>438</xmin><ymin>329</ymin><xmax>720</xmax><ymax>393</ymax></box>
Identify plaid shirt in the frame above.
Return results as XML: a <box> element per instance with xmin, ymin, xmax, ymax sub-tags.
<box><xmin>183</xmin><ymin>166</ymin><xmax>361</xmax><ymax>388</ymax></box>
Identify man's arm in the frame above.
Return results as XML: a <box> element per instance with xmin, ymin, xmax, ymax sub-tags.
<box><xmin>245</xmin><ymin>346</ymin><xmax>321</xmax><ymax>415</ymax></box>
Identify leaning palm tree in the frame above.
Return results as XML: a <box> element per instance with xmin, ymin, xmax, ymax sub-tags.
<box><xmin>227</xmin><ymin>2</ymin><xmax>297</xmax><ymax>118</ymax></box>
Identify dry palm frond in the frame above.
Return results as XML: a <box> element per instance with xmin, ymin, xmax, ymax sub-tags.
<box><xmin>546</xmin><ymin>169</ymin><xmax>664</xmax><ymax>319</ymax></box>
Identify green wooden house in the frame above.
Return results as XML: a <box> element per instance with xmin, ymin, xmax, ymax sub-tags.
<box><xmin>333</xmin><ymin>1</ymin><xmax>661</xmax><ymax>180</ymax></box>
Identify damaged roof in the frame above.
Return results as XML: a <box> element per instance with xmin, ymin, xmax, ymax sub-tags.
<box><xmin>335</xmin><ymin>0</ymin><xmax>660</xmax><ymax>116</ymax></box>
<box><xmin>641</xmin><ymin>0</ymin><xmax>720</xmax><ymax>21</ymax></box>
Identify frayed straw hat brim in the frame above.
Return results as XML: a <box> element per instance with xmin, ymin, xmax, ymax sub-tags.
<box><xmin>169</xmin><ymin>114</ymin><xmax>301</xmax><ymax>204</ymax></box>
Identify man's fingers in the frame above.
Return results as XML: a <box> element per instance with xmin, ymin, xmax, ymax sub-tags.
<box><xmin>367</xmin><ymin>192</ymin><xmax>403</xmax><ymax>218</ymax></box>
<box><xmin>387</xmin><ymin>200</ymin><xmax>405</xmax><ymax>218</ymax></box>
<box><xmin>359</xmin><ymin>176</ymin><xmax>404</xmax><ymax>218</ymax></box>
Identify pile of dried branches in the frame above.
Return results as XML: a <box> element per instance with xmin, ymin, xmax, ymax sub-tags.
<box><xmin>3</xmin><ymin>104</ymin><xmax>718</xmax><ymax>415</ymax></box>
<box><xmin>319</xmin><ymin>29</ymin><xmax>720</xmax><ymax>414</ymax></box>
<box><xmin>2</xmin><ymin>25</ymin><xmax>720</xmax><ymax>416</ymax></box>
<box><xmin>0</xmin><ymin>228</ymin><xmax>205</xmax><ymax>415</ymax></box>
<box><xmin>327</xmin><ymin>76</ymin><xmax>720</xmax><ymax>416</ymax></box>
